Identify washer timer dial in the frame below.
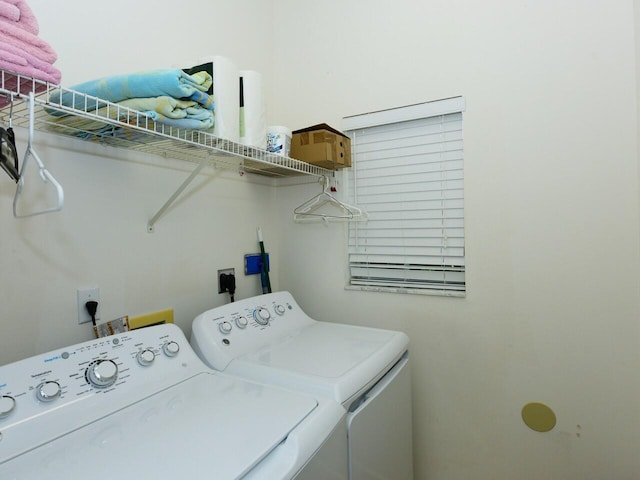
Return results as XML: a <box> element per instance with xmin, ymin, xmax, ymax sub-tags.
<box><xmin>85</xmin><ymin>359</ymin><xmax>118</xmax><ymax>388</ymax></box>
<box><xmin>253</xmin><ymin>308</ymin><xmax>271</xmax><ymax>325</ymax></box>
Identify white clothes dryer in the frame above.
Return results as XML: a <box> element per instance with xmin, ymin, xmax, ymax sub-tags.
<box><xmin>191</xmin><ymin>291</ymin><xmax>413</xmax><ymax>480</ymax></box>
<box><xmin>0</xmin><ymin>323</ymin><xmax>348</xmax><ymax>480</ymax></box>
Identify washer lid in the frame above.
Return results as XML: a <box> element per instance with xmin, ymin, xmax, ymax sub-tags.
<box><xmin>0</xmin><ymin>373</ymin><xmax>317</xmax><ymax>479</ymax></box>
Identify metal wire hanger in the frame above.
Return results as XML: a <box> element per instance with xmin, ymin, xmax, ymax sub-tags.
<box><xmin>13</xmin><ymin>91</ymin><xmax>64</xmax><ymax>218</ymax></box>
<box><xmin>294</xmin><ymin>175</ymin><xmax>365</xmax><ymax>223</ymax></box>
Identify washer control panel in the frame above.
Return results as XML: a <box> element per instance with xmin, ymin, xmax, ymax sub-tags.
<box><xmin>190</xmin><ymin>291</ymin><xmax>316</xmax><ymax>370</ymax></box>
<box><xmin>0</xmin><ymin>323</ymin><xmax>202</xmax><ymax>463</ymax></box>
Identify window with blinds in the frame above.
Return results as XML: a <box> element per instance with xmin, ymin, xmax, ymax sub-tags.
<box><xmin>343</xmin><ymin>97</ymin><xmax>465</xmax><ymax>296</ymax></box>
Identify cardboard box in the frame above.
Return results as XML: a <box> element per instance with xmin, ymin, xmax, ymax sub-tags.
<box><xmin>290</xmin><ymin>124</ymin><xmax>351</xmax><ymax>170</ymax></box>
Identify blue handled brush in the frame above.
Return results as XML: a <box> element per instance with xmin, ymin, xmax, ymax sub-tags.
<box><xmin>257</xmin><ymin>227</ymin><xmax>272</xmax><ymax>294</ymax></box>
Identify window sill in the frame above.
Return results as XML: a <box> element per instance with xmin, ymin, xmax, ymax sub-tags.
<box><xmin>344</xmin><ymin>285</ymin><xmax>466</xmax><ymax>298</ymax></box>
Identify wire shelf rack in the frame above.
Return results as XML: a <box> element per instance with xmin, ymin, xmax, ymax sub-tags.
<box><xmin>0</xmin><ymin>70</ymin><xmax>332</xmax><ymax>178</ymax></box>
<box><xmin>0</xmin><ymin>70</ymin><xmax>335</xmax><ymax>229</ymax></box>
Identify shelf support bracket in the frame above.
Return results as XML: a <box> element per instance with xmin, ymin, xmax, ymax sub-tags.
<box><xmin>147</xmin><ymin>156</ymin><xmax>210</xmax><ymax>233</ymax></box>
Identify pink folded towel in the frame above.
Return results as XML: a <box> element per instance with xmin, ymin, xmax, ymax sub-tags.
<box><xmin>0</xmin><ymin>0</ymin><xmax>38</xmax><ymax>35</ymax></box>
<box><xmin>0</xmin><ymin>2</ymin><xmax>19</xmax><ymax>22</ymax></box>
<box><xmin>0</xmin><ymin>42</ymin><xmax>60</xmax><ymax>83</ymax></box>
<box><xmin>0</xmin><ymin>58</ymin><xmax>59</xmax><ymax>85</ymax></box>
<box><xmin>0</xmin><ymin>2</ymin><xmax>59</xmax><ymax>109</ymax></box>
<box><xmin>0</xmin><ymin>22</ymin><xmax>55</xmax><ymax>64</ymax></box>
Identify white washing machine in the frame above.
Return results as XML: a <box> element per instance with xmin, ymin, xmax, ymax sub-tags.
<box><xmin>190</xmin><ymin>291</ymin><xmax>413</xmax><ymax>480</ymax></box>
<box><xmin>0</xmin><ymin>323</ymin><xmax>348</xmax><ymax>480</ymax></box>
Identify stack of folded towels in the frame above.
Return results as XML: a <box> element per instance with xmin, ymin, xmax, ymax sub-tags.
<box><xmin>49</xmin><ymin>68</ymin><xmax>215</xmax><ymax>132</ymax></box>
<box><xmin>0</xmin><ymin>0</ymin><xmax>60</xmax><ymax>84</ymax></box>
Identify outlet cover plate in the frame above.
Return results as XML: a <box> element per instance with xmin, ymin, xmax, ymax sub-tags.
<box><xmin>77</xmin><ymin>287</ymin><xmax>100</xmax><ymax>324</ymax></box>
<box><xmin>218</xmin><ymin>268</ymin><xmax>235</xmax><ymax>294</ymax></box>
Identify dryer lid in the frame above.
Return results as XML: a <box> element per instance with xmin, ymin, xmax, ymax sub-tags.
<box><xmin>243</xmin><ymin>322</ymin><xmax>402</xmax><ymax>378</ymax></box>
<box><xmin>232</xmin><ymin>322</ymin><xmax>408</xmax><ymax>405</ymax></box>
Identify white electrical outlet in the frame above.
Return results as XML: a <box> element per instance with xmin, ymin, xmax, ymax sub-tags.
<box><xmin>77</xmin><ymin>287</ymin><xmax>100</xmax><ymax>324</ymax></box>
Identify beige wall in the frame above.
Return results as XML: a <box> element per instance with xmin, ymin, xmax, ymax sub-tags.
<box><xmin>0</xmin><ymin>0</ymin><xmax>281</xmax><ymax>360</ymax></box>
<box><xmin>0</xmin><ymin>1</ymin><xmax>639</xmax><ymax>479</ymax></box>
<box><xmin>273</xmin><ymin>1</ymin><xmax>640</xmax><ymax>479</ymax></box>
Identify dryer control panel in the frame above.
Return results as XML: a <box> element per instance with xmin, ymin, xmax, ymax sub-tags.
<box><xmin>190</xmin><ymin>291</ymin><xmax>316</xmax><ymax>371</ymax></box>
<box><xmin>0</xmin><ymin>324</ymin><xmax>207</xmax><ymax>464</ymax></box>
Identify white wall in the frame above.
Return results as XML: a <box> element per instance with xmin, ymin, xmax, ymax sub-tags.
<box><xmin>0</xmin><ymin>0</ymin><xmax>280</xmax><ymax>362</ymax></box>
<box><xmin>1</xmin><ymin>1</ymin><xmax>639</xmax><ymax>480</ymax></box>
<box><xmin>273</xmin><ymin>1</ymin><xmax>640</xmax><ymax>479</ymax></box>
<box><xmin>33</xmin><ymin>0</ymin><xmax>275</xmax><ymax>87</ymax></box>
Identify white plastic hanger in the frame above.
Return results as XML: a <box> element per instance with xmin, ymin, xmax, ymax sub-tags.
<box><xmin>294</xmin><ymin>175</ymin><xmax>366</xmax><ymax>223</ymax></box>
<box><xmin>13</xmin><ymin>91</ymin><xmax>64</xmax><ymax>218</ymax></box>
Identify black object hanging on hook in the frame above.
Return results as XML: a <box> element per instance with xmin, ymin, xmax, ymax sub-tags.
<box><xmin>0</xmin><ymin>95</ymin><xmax>19</xmax><ymax>183</ymax></box>
<box><xmin>0</xmin><ymin>125</ymin><xmax>19</xmax><ymax>183</ymax></box>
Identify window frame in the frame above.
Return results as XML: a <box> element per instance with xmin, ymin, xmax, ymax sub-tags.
<box><xmin>342</xmin><ymin>97</ymin><xmax>466</xmax><ymax>297</ymax></box>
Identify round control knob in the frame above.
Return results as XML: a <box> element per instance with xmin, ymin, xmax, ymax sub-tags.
<box><xmin>0</xmin><ymin>395</ymin><xmax>16</xmax><ymax>419</ymax></box>
<box><xmin>137</xmin><ymin>349</ymin><xmax>156</xmax><ymax>366</ymax></box>
<box><xmin>274</xmin><ymin>304</ymin><xmax>286</xmax><ymax>316</ymax></box>
<box><xmin>219</xmin><ymin>321</ymin><xmax>233</xmax><ymax>334</ymax></box>
<box><xmin>86</xmin><ymin>359</ymin><xmax>118</xmax><ymax>388</ymax></box>
<box><xmin>254</xmin><ymin>308</ymin><xmax>271</xmax><ymax>326</ymax></box>
<box><xmin>36</xmin><ymin>381</ymin><xmax>61</xmax><ymax>403</ymax></box>
<box><xmin>235</xmin><ymin>316</ymin><xmax>248</xmax><ymax>329</ymax></box>
<box><xmin>162</xmin><ymin>341</ymin><xmax>180</xmax><ymax>357</ymax></box>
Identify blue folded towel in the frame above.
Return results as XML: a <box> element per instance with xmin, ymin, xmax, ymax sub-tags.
<box><xmin>116</xmin><ymin>96</ymin><xmax>214</xmax><ymax>129</ymax></box>
<box><xmin>46</xmin><ymin>94</ymin><xmax>215</xmax><ymax>139</ymax></box>
<box><xmin>49</xmin><ymin>68</ymin><xmax>214</xmax><ymax>111</ymax></box>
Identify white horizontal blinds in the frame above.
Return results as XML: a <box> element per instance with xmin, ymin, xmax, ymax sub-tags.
<box><xmin>347</xmin><ymin>107</ymin><xmax>465</xmax><ymax>294</ymax></box>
